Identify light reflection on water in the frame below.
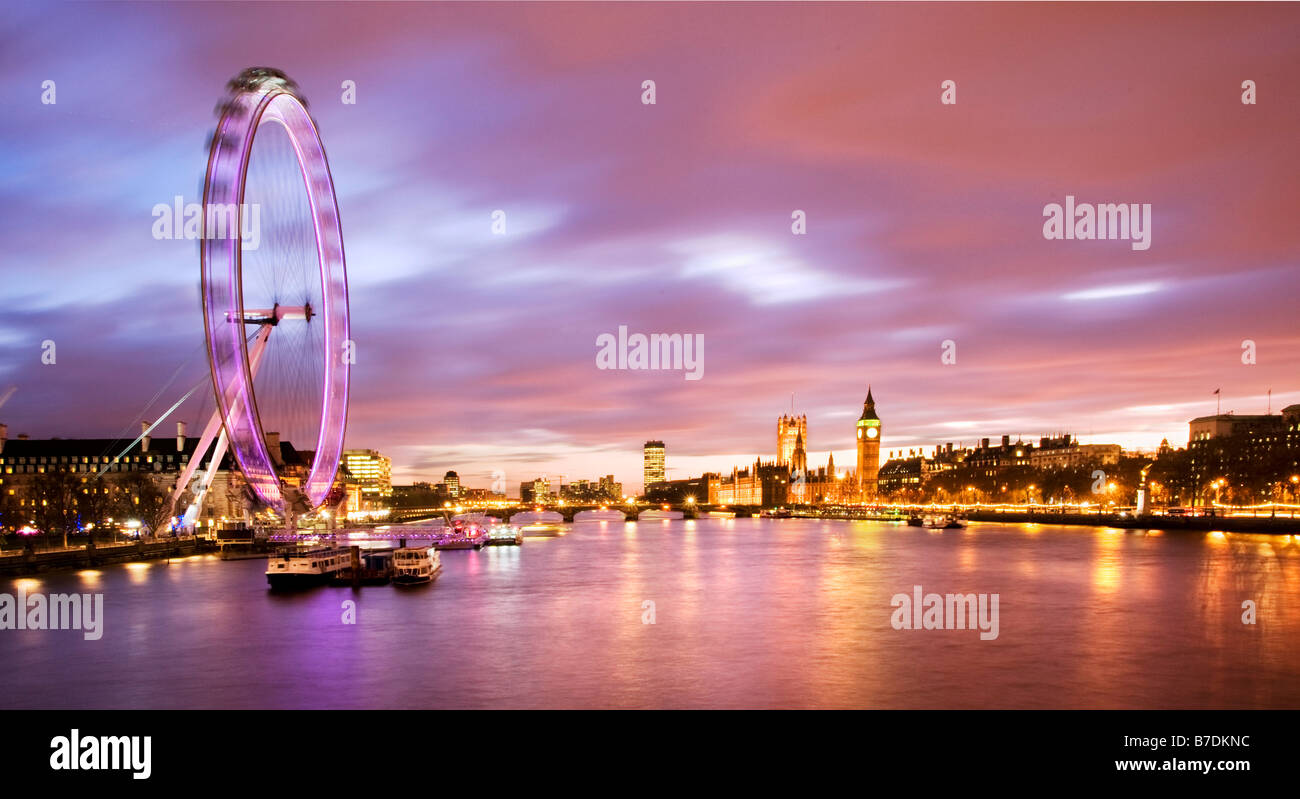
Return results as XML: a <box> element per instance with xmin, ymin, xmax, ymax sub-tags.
<box><xmin>2</xmin><ymin>519</ymin><xmax>1298</xmax><ymax>709</ymax></box>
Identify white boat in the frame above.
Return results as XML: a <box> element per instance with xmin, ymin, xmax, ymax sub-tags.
<box><xmin>573</xmin><ymin>508</ymin><xmax>627</xmax><ymax>522</ymax></box>
<box><xmin>392</xmin><ymin>546</ymin><xmax>441</xmax><ymax>585</ymax></box>
<box><xmin>638</xmin><ymin>509</ymin><xmax>684</xmax><ymax>520</ymax></box>
<box><xmin>266</xmin><ymin>547</ymin><xmax>351</xmax><ymax>588</ymax></box>
<box><xmin>485</xmin><ymin>522</ymin><xmax>523</xmax><ymax>545</ymax></box>
<box><xmin>435</xmin><ymin>518</ymin><xmax>490</xmax><ymax>549</ymax></box>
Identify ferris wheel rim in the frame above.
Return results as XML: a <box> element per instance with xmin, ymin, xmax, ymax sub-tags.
<box><xmin>199</xmin><ymin>70</ymin><xmax>350</xmax><ymax>513</ymax></box>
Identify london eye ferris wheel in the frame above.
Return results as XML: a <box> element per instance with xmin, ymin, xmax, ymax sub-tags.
<box><xmin>171</xmin><ymin>68</ymin><xmax>351</xmax><ymax>526</ymax></box>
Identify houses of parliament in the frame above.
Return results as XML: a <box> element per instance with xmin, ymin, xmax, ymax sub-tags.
<box><xmin>645</xmin><ymin>387</ymin><xmax>883</xmax><ymax>506</ymax></box>
<box><xmin>777</xmin><ymin>387</ymin><xmax>881</xmax><ymax>503</ymax></box>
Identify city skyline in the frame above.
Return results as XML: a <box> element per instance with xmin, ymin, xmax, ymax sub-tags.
<box><xmin>327</xmin><ymin>381</ymin><xmax>1295</xmax><ymax>497</ymax></box>
<box><xmin>1</xmin><ymin>380</ymin><xmax>1289</xmax><ymax>497</ymax></box>
<box><xmin>2</xmin><ymin>3</ymin><xmax>1299</xmax><ymax>492</ymax></box>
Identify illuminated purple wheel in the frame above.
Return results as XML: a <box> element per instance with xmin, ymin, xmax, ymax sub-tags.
<box><xmin>200</xmin><ymin>68</ymin><xmax>349</xmax><ymax>514</ymax></box>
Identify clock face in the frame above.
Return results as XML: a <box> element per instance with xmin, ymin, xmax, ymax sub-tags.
<box><xmin>866</xmin><ymin>427</ymin><xmax>878</xmax><ymax>439</ymax></box>
<box><xmin>857</xmin><ymin>428</ymin><xmax>863</xmax><ymax>440</ymax></box>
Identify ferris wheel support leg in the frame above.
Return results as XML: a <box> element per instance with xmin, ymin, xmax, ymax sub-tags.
<box><xmin>168</xmin><ymin>405</ymin><xmax>225</xmax><ymax>532</ymax></box>
<box><xmin>182</xmin><ymin>426</ymin><xmax>231</xmax><ymax>531</ymax></box>
<box><xmin>169</xmin><ymin>325</ymin><xmax>274</xmax><ymax>531</ymax></box>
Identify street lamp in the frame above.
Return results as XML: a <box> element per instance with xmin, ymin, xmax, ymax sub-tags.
<box><xmin>1209</xmin><ymin>478</ymin><xmax>1226</xmax><ymax>514</ymax></box>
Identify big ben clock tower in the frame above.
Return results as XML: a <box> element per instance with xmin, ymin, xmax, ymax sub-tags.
<box><xmin>855</xmin><ymin>387</ymin><xmax>881</xmax><ymax>500</ymax></box>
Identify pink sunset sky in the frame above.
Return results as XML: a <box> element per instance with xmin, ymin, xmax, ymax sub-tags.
<box><xmin>1</xmin><ymin>2</ymin><xmax>1298</xmax><ymax>492</ymax></box>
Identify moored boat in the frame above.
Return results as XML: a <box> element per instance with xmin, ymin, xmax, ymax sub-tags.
<box><xmin>329</xmin><ymin>547</ymin><xmax>394</xmax><ymax>586</ymax></box>
<box><xmin>392</xmin><ymin>546</ymin><xmax>441</xmax><ymax>585</ymax></box>
<box><xmin>434</xmin><ymin>518</ymin><xmax>490</xmax><ymax>549</ymax></box>
<box><xmin>266</xmin><ymin>546</ymin><xmax>351</xmax><ymax>588</ymax></box>
<box><xmin>485</xmin><ymin>522</ymin><xmax>524</xmax><ymax>545</ymax></box>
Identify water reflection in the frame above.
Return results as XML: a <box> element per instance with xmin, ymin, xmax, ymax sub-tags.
<box><xmin>2</xmin><ymin>519</ymin><xmax>1298</xmax><ymax>709</ymax></box>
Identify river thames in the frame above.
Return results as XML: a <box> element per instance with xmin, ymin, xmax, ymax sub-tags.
<box><xmin>2</xmin><ymin>518</ymin><xmax>1299</xmax><ymax>709</ymax></box>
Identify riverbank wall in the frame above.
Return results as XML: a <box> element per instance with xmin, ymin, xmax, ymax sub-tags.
<box><xmin>0</xmin><ymin>537</ymin><xmax>212</xmax><ymax>577</ymax></box>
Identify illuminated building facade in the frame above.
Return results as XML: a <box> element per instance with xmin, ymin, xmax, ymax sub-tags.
<box><xmin>1028</xmin><ymin>435</ymin><xmax>1121</xmax><ymax>470</ymax></box>
<box><xmin>0</xmin><ymin>422</ymin><xmax>331</xmax><ymax>529</ymax></box>
<box><xmin>707</xmin><ymin>460</ymin><xmax>788</xmax><ymax>506</ymax></box>
<box><xmin>1187</xmin><ymin>405</ymin><xmax>1300</xmax><ymax>498</ymax></box>
<box><xmin>777</xmin><ymin>414</ymin><xmax>807</xmax><ymax>467</ymax></box>
<box><xmin>525</xmin><ymin>476</ymin><xmax>552</xmax><ymax>504</ymax></box>
<box><xmin>599</xmin><ymin>474</ymin><xmax>623</xmax><ymax>500</ymax></box>
<box><xmin>562</xmin><ymin>476</ymin><xmax>623</xmax><ymax>503</ymax></box>
<box><xmin>643</xmin><ymin>440</ymin><xmax>666</xmax><ymax>487</ymax></box>
<box><xmin>342</xmin><ymin>449</ymin><xmax>392</xmax><ymax>502</ymax></box>
<box><xmin>877</xmin><ymin>456</ymin><xmax>927</xmax><ymax>496</ymax></box>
